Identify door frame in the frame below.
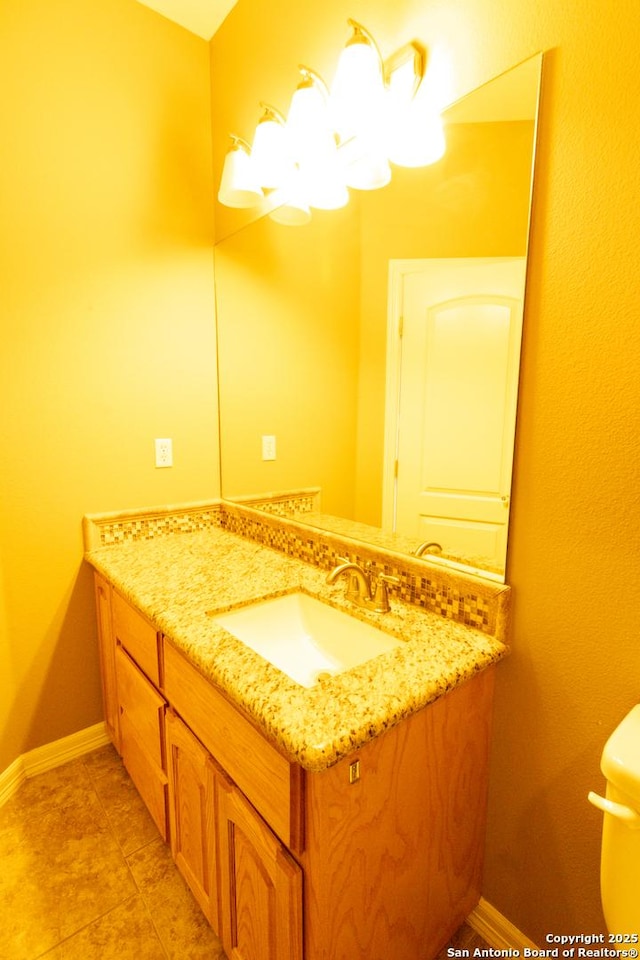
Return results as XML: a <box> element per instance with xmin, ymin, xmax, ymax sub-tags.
<box><xmin>382</xmin><ymin>259</ymin><xmax>428</xmax><ymax>532</ymax></box>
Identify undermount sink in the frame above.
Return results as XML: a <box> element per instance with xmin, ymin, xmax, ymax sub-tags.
<box><xmin>213</xmin><ymin>591</ymin><xmax>402</xmax><ymax>688</ymax></box>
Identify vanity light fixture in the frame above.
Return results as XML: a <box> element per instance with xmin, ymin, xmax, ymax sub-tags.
<box><xmin>286</xmin><ymin>66</ymin><xmax>349</xmax><ymax>210</ymax></box>
<box><xmin>217</xmin><ymin>135</ymin><xmax>264</xmax><ymax>208</ymax></box>
<box><xmin>330</xmin><ymin>20</ymin><xmax>385</xmax><ymax>143</ymax></box>
<box><xmin>250</xmin><ymin>104</ymin><xmax>294</xmax><ymax>190</ymax></box>
<box><xmin>331</xmin><ymin>20</ymin><xmax>391</xmax><ymax>191</ymax></box>
<box><xmin>217</xmin><ymin>21</ymin><xmax>446</xmax><ymax>222</ymax></box>
<box><xmin>385</xmin><ymin>44</ymin><xmax>445</xmax><ymax>167</ymax></box>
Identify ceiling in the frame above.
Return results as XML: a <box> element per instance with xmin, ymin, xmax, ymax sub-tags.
<box><xmin>135</xmin><ymin>0</ymin><xmax>238</xmax><ymax>40</ymax></box>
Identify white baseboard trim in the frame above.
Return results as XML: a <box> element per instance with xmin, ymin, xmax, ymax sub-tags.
<box><xmin>0</xmin><ymin>722</ymin><xmax>110</xmax><ymax>807</ymax></box>
<box><xmin>468</xmin><ymin>897</ymin><xmax>540</xmax><ymax>951</ymax></box>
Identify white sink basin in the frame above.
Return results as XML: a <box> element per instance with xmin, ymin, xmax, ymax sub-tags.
<box><xmin>213</xmin><ymin>591</ymin><xmax>401</xmax><ymax>688</ymax></box>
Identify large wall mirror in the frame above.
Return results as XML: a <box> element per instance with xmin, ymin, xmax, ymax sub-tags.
<box><xmin>214</xmin><ymin>54</ymin><xmax>543</xmax><ymax>583</ymax></box>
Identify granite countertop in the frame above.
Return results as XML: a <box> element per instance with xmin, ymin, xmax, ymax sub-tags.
<box><xmin>86</xmin><ymin>527</ymin><xmax>507</xmax><ymax>772</ymax></box>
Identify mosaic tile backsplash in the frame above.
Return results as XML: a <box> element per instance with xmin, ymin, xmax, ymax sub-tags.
<box><xmin>83</xmin><ymin>502</ymin><xmax>224</xmax><ymax>550</ymax></box>
<box><xmin>84</xmin><ymin>498</ymin><xmax>509</xmax><ymax>641</ymax></box>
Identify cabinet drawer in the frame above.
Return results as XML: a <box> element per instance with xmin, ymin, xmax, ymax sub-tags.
<box><xmin>163</xmin><ymin>639</ymin><xmax>303</xmax><ymax>852</ymax></box>
<box><xmin>113</xmin><ymin>590</ymin><xmax>160</xmax><ymax>686</ymax></box>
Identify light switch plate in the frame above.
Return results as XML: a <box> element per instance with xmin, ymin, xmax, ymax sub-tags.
<box><xmin>262</xmin><ymin>435</ymin><xmax>276</xmax><ymax>461</ymax></box>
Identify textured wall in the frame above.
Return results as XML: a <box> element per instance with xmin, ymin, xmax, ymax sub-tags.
<box><xmin>0</xmin><ymin>0</ymin><xmax>219</xmax><ymax>770</ymax></box>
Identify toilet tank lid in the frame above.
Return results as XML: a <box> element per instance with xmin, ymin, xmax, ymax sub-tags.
<box><xmin>601</xmin><ymin>704</ymin><xmax>640</xmax><ymax>804</ymax></box>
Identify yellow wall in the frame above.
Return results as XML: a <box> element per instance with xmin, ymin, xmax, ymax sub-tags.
<box><xmin>215</xmin><ymin>207</ymin><xmax>360</xmax><ymax>516</ymax></box>
<box><xmin>0</xmin><ymin>0</ymin><xmax>220</xmax><ymax>770</ymax></box>
<box><xmin>212</xmin><ymin>0</ymin><xmax>640</xmax><ymax>943</ymax></box>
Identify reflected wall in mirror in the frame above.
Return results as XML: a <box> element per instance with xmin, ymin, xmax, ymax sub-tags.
<box><xmin>215</xmin><ymin>54</ymin><xmax>542</xmax><ymax>582</ymax></box>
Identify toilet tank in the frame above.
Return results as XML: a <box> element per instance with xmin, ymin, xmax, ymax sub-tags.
<box><xmin>596</xmin><ymin>705</ymin><xmax>640</xmax><ymax>934</ymax></box>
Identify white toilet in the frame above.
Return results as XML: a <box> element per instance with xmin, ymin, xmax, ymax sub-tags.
<box><xmin>588</xmin><ymin>704</ymin><xmax>640</xmax><ymax>933</ymax></box>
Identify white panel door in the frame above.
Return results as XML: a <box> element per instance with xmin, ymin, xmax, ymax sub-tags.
<box><xmin>388</xmin><ymin>258</ymin><xmax>526</xmax><ymax>567</ymax></box>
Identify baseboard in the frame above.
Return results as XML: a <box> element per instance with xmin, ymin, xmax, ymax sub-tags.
<box><xmin>0</xmin><ymin>722</ymin><xmax>110</xmax><ymax>807</ymax></box>
<box><xmin>468</xmin><ymin>897</ymin><xmax>540</xmax><ymax>951</ymax></box>
<box><xmin>0</xmin><ymin>757</ymin><xmax>24</xmax><ymax>808</ymax></box>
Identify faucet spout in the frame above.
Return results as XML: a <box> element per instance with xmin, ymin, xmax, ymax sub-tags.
<box><xmin>414</xmin><ymin>541</ymin><xmax>442</xmax><ymax>558</ymax></box>
<box><xmin>326</xmin><ymin>561</ymin><xmax>372</xmax><ymax>599</ymax></box>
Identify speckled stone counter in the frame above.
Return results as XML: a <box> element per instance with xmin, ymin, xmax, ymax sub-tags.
<box><xmin>85</xmin><ymin>518</ymin><xmax>508</xmax><ymax>772</ymax></box>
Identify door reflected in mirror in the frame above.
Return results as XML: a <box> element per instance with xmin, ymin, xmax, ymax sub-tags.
<box><xmin>214</xmin><ymin>54</ymin><xmax>543</xmax><ymax>582</ymax></box>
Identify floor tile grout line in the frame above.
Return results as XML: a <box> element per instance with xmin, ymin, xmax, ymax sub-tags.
<box><xmin>79</xmin><ymin>750</ymin><xmax>177</xmax><ymax>958</ymax></box>
<box><xmin>138</xmin><ymin>892</ymin><xmax>173</xmax><ymax>960</ymax></box>
<box><xmin>30</xmin><ymin>756</ymin><xmax>143</xmax><ymax>959</ymax></box>
<box><xmin>81</xmin><ymin>752</ymin><xmax>166</xmax><ymax>905</ymax></box>
<box><xmin>30</xmin><ymin>893</ymin><xmax>150</xmax><ymax>960</ymax></box>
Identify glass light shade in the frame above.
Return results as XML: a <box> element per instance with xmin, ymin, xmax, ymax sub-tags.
<box><xmin>388</xmin><ymin>108</ymin><xmax>445</xmax><ymax>167</ymax></box>
<box><xmin>339</xmin><ymin>134</ymin><xmax>391</xmax><ymax>190</ymax></box>
<box><xmin>217</xmin><ymin>140</ymin><xmax>264</xmax><ymax>208</ymax></box>
<box><xmin>269</xmin><ymin>200</ymin><xmax>312</xmax><ymax>226</ymax></box>
<box><xmin>250</xmin><ymin>108</ymin><xmax>294</xmax><ymax>190</ymax></box>
<box><xmin>330</xmin><ymin>27</ymin><xmax>385</xmax><ymax>143</ymax></box>
<box><xmin>385</xmin><ymin>52</ymin><xmax>445</xmax><ymax>168</ymax></box>
<box><xmin>268</xmin><ymin>168</ymin><xmax>312</xmax><ymax>225</ymax></box>
<box><xmin>286</xmin><ymin>72</ymin><xmax>336</xmax><ymax>162</ymax></box>
<box><xmin>269</xmin><ymin>195</ymin><xmax>312</xmax><ymax>226</ymax></box>
<box><xmin>287</xmin><ymin>68</ymin><xmax>349</xmax><ymax>210</ymax></box>
<box><xmin>304</xmin><ymin>171</ymin><xmax>349</xmax><ymax>209</ymax></box>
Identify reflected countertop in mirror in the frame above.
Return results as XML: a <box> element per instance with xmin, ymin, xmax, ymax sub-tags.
<box><xmin>214</xmin><ymin>54</ymin><xmax>543</xmax><ymax>583</ymax></box>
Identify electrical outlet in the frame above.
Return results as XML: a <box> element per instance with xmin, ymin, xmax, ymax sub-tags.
<box><xmin>155</xmin><ymin>438</ymin><xmax>173</xmax><ymax>468</ymax></box>
<box><xmin>262</xmin><ymin>435</ymin><xmax>276</xmax><ymax>461</ymax></box>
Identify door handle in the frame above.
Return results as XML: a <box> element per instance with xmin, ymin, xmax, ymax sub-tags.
<box><xmin>588</xmin><ymin>791</ymin><xmax>640</xmax><ymax>829</ymax></box>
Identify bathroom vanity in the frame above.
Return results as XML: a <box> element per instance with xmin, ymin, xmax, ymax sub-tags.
<box><xmin>86</xmin><ymin>501</ymin><xmax>509</xmax><ymax>960</ymax></box>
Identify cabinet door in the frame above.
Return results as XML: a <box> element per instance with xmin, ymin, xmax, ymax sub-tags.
<box><xmin>166</xmin><ymin>710</ymin><xmax>219</xmax><ymax>932</ymax></box>
<box><xmin>94</xmin><ymin>574</ymin><xmax>120</xmax><ymax>751</ymax></box>
<box><xmin>218</xmin><ymin>774</ymin><xmax>303</xmax><ymax>960</ymax></box>
<box><xmin>116</xmin><ymin>644</ymin><xmax>168</xmax><ymax>840</ymax></box>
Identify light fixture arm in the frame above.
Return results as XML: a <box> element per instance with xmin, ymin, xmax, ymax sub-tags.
<box><xmin>297</xmin><ymin>65</ymin><xmax>330</xmax><ymax>99</ymax></box>
<box><xmin>228</xmin><ymin>133</ymin><xmax>251</xmax><ymax>152</ymax></box>
<box><xmin>257</xmin><ymin>102</ymin><xmax>286</xmax><ymax>125</ymax></box>
<box><xmin>346</xmin><ymin>18</ymin><xmax>384</xmax><ymax>71</ymax></box>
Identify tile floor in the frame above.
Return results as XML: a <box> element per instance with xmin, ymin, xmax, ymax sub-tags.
<box><xmin>0</xmin><ymin>744</ymin><xmax>489</xmax><ymax>959</ymax></box>
<box><xmin>0</xmin><ymin>745</ymin><xmax>224</xmax><ymax>959</ymax></box>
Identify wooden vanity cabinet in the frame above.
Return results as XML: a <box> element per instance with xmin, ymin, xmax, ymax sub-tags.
<box><xmin>94</xmin><ymin>573</ymin><xmax>496</xmax><ymax>960</ymax></box>
<box><xmin>162</xmin><ymin>636</ymin><xmax>495</xmax><ymax>960</ymax></box>
<box><xmin>93</xmin><ymin>574</ymin><xmax>169</xmax><ymax>840</ymax></box>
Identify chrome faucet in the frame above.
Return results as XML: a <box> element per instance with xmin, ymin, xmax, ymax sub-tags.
<box><xmin>326</xmin><ymin>558</ymin><xmax>399</xmax><ymax>614</ymax></box>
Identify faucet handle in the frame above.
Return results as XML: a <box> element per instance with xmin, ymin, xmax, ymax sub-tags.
<box><xmin>372</xmin><ymin>574</ymin><xmax>400</xmax><ymax>613</ymax></box>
